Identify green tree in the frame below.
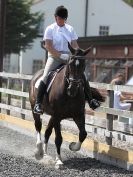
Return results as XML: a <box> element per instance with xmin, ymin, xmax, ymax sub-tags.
<box><xmin>5</xmin><ymin>0</ymin><xmax>44</xmax><ymax>55</ymax></box>
<box><xmin>123</xmin><ymin>0</ymin><xmax>133</xmax><ymax>7</ymax></box>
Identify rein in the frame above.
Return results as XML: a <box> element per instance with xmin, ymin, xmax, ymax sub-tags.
<box><xmin>69</xmin><ymin>55</ymin><xmax>87</xmax><ymax>59</ymax></box>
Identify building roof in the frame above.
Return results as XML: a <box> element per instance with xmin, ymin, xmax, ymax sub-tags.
<box><xmin>79</xmin><ymin>34</ymin><xmax>133</xmax><ymax>46</ymax></box>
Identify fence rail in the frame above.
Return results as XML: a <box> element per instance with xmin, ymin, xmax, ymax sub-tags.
<box><xmin>0</xmin><ymin>72</ymin><xmax>133</xmax><ymax>147</ymax></box>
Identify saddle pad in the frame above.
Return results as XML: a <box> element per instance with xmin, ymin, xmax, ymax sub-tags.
<box><xmin>35</xmin><ymin>65</ymin><xmax>64</xmax><ymax>92</ymax></box>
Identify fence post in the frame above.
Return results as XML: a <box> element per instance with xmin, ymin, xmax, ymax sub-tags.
<box><xmin>0</xmin><ymin>0</ymin><xmax>7</xmax><ymax>112</ymax></box>
<box><xmin>21</xmin><ymin>79</ymin><xmax>26</xmax><ymax>119</ymax></box>
<box><xmin>106</xmin><ymin>90</ymin><xmax>114</xmax><ymax>145</ymax></box>
<box><xmin>6</xmin><ymin>78</ymin><xmax>11</xmax><ymax>115</ymax></box>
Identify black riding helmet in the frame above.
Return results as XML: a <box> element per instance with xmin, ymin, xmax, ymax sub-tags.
<box><xmin>54</xmin><ymin>6</ymin><xmax>68</xmax><ymax>19</ymax></box>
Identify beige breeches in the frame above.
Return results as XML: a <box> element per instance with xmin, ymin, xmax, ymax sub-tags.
<box><xmin>41</xmin><ymin>55</ymin><xmax>66</xmax><ymax>84</ymax></box>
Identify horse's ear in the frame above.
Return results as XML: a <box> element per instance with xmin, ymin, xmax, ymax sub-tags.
<box><xmin>83</xmin><ymin>45</ymin><xmax>93</xmax><ymax>56</ymax></box>
<box><xmin>40</xmin><ymin>41</ymin><xmax>45</xmax><ymax>50</ymax></box>
<box><xmin>68</xmin><ymin>43</ymin><xmax>75</xmax><ymax>54</ymax></box>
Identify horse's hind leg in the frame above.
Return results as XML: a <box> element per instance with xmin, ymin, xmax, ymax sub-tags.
<box><xmin>69</xmin><ymin>114</ymin><xmax>87</xmax><ymax>151</ymax></box>
<box><xmin>44</xmin><ymin>116</ymin><xmax>54</xmax><ymax>155</ymax></box>
<box><xmin>33</xmin><ymin>112</ymin><xmax>44</xmax><ymax>160</ymax></box>
<box><xmin>53</xmin><ymin>118</ymin><xmax>63</xmax><ymax>169</ymax></box>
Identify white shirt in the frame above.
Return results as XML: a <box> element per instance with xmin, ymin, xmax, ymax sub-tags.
<box><xmin>114</xmin><ymin>91</ymin><xmax>131</xmax><ymax>110</ymax></box>
<box><xmin>43</xmin><ymin>22</ymin><xmax>78</xmax><ymax>52</ymax></box>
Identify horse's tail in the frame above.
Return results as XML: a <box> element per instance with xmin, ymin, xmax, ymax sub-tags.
<box><xmin>90</xmin><ymin>87</ymin><xmax>105</xmax><ymax>102</ymax></box>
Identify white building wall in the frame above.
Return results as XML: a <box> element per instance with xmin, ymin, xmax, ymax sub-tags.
<box><xmin>3</xmin><ymin>54</ymin><xmax>19</xmax><ymax>73</ymax></box>
<box><xmin>6</xmin><ymin>38</ymin><xmax>45</xmax><ymax>74</ymax></box>
<box><xmin>7</xmin><ymin>0</ymin><xmax>133</xmax><ymax>74</ymax></box>
<box><xmin>22</xmin><ymin>38</ymin><xmax>45</xmax><ymax>74</ymax></box>
<box><xmin>88</xmin><ymin>0</ymin><xmax>133</xmax><ymax>36</ymax></box>
<box><xmin>32</xmin><ymin>0</ymin><xmax>133</xmax><ymax>37</ymax></box>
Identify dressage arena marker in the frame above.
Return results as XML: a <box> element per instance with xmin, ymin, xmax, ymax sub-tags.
<box><xmin>0</xmin><ymin>113</ymin><xmax>133</xmax><ymax>171</ymax></box>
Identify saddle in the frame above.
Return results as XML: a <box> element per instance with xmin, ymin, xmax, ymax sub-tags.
<box><xmin>46</xmin><ymin>65</ymin><xmax>64</xmax><ymax>92</ymax></box>
<box><xmin>35</xmin><ymin>64</ymin><xmax>65</xmax><ymax>92</ymax></box>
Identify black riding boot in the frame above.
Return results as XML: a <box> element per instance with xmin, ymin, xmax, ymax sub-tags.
<box><xmin>83</xmin><ymin>75</ymin><xmax>100</xmax><ymax>110</ymax></box>
<box><xmin>33</xmin><ymin>81</ymin><xmax>46</xmax><ymax>114</ymax></box>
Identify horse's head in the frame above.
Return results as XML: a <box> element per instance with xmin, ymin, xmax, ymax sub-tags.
<box><xmin>66</xmin><ymin>44</ymin><xmax>92</xmax><ymax>97</ymax></box>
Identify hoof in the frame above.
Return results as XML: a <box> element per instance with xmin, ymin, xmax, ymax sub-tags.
<box><xmin>55</xmin><ymin>160</ymin><xmax>64</xmax><ymax>170</ymax></box>
<box><xmin>69</xmin><ymin>142</ymin><xmax>81</xmax><ymax>151</ymax></box>
<box><xmin>35</xmin><ymin>150</ymin><xmax>44</xmax><ymax>160</ymax></box>
<box><xmin>35</xmin><ymin>142</ymin><xmax>44</xmax><ymax>160</ymax></box>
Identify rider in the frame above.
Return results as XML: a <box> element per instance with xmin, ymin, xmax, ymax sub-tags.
<box><xmin>34</xmin><ymin>5</ymin><xmax>100</xmax><ymax>114</ymax></box>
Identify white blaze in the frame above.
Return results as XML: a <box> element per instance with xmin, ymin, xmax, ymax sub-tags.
<box><xmin>75</xmin><ymin>59</ymin><xmax>79</xmax><ymax>66</ymax></box>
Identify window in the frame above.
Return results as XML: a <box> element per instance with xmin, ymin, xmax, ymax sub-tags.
<box><xmin>38</xmin><ymin>18</ymin><xmax>44</xmax><ymax>35</ymax></box>
<box><xmin>32</xmin><ymin>60</ymin><xmax>43</xmax><ymax>74</ymax></box>
<box><xmin>99</xmin><ymin>26</ymin><xmax>109</xmax><ymax>36</ymax></box>
<box><xmin>3</xmin><ymin>55</ymin><xmax>10</xmax><ymax>72</ymax></box>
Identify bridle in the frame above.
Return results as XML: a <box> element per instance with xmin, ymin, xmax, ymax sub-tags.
<box><xmin>65</xmin><ymin>77</ymin><xmax>82</xmax><ymax>88</ymax></box>
<box><xmin>65</xmin><ymin>55</ymin><xmax>85</xmax><ymax>87</ymax></box>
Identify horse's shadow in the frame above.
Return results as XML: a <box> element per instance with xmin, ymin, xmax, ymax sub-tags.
<box><xmin>63</xmin><ymin>157</ymin><xmax>128</xmax><ymax>173</ymax></box>
<box><xmin>63</xmin><ymin>157</ymin><xmax>101</xmax><ymax>171</ymax></box>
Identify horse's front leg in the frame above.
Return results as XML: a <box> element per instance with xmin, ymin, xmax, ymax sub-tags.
<box><xmin>33</xmin><ymin>112</ymin><xmax>44</xmax><ymax>160</ymax></box>
<box><xmin>53</xmin><ymin>118</ymin><xmax>63</xmax><ymax>169</ymax></box>
<box><xmin>44</xmin><ymin>116</ymin><xmax>54</xmax><ymax>155</ymax></box>
<box><xmin>69</xmin><ymin>114</ymin><xmax>87</xmax><ymax>151</ymax></box>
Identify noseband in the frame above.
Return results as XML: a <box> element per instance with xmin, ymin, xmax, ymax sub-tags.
<box><xmin>66</xmin><ymin>77</ymin><xmax>82</xmax><ymax>88</ymax></box>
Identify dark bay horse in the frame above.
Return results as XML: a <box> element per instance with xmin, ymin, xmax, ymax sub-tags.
<box><xmin>29</xmin><ymin>44</ymin><xmax>105</xmax><ymax>168</ymax></box>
